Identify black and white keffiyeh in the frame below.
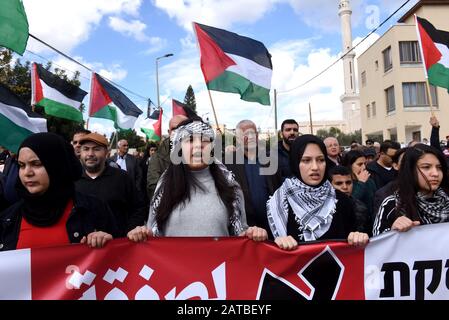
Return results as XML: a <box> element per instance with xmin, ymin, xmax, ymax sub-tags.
<box><xmin>397</xmin><ymin>188</ymin><xmax>449</xmax><ymax>224</ymax></box>
<box><xmin>170</xmin><ymin>120</ymin><xmax>215</xmax><ymax>155</ymax></box>
<box><xmin>147</xmin><ymin>160</ymin><xmax>246</xmax><ymax>236</ymax></box>
<box><xmin>267</xmin><ymin>177</ymin><xmax>337</xmax><ymax>241</ymax></box>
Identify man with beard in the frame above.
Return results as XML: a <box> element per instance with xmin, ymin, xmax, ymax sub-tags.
<box><xmin>76</xmin><ymin>133</ymin><xmax>146</xmax><ymax>237</ymax></box>
<box><xmin>277</xmin><ymin>119</ymin><xmax>299</xmax><ymax>181</ymax></box>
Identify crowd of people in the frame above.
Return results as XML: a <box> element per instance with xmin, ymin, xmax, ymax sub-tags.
<box><xmin>1</xmin><ymin>114</ymin><xmax>449</xmax><ymax>252</ymax></box>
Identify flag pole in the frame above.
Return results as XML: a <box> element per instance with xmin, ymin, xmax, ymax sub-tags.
<box><xmin>309</xmin><ymin>102</ymin><xmax>314</xmax><ymax>135</ymax></box>
<box><xmin>415</xmin><ymin>14</ymin><xmax>435</xmax><ymax>117</ymax></box>
<box><xmin>425</xmin><ymin>80</ymin><xmax>435</xmax><ymax>116</ymax></box>
<box><xmin>207</xmin><ymin>89</ymin><xmax>221</xmax><ymax>134</ymax></box>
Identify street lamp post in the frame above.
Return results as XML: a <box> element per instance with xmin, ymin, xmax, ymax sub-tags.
<box><xmin>156</xmin><ymin>53</ymin><xmax>174</xmax><ymax>108</ymax></box>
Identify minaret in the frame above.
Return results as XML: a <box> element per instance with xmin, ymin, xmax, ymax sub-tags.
<box><xmin>338</xmin><ymin>0</ymin><xmax>360</xmax><ymax>132</ymax></box>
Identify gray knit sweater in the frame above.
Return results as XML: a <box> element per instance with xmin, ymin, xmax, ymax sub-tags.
<box><xmin>148</xmin><ymin>167</ymin><xmax>247</xmax><ymax>236</ymax></box>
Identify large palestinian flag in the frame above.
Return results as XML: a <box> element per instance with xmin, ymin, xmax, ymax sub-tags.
<box><xmin>193</xmin><ymin>22</ymin><xmax>272</xmax><ymax>105</ymax></box>
<box><xmin>0</xmin><ymin>84</ymin><xmax>47</xmax><ymax>152</ymax></box>
<box><xmin>140</xmin><ymin>107</ymin><xmax>162</xmax><ymax>141</ymax></box>
<box><xmin>31</xmin><ymin>63</ymin><xmax>87</xmax><ymax>122</ymax></box>
<box><xmin>415</xmin><ymin>16</ymin><xmax>449</xmax><ymax>91</ymax></box>
<box><xmin>89</xmin><ymin>73</ymin><xmax>142</xmax><ymax>130</ymax></box>
<box><xmin>172</xmin><ymin>99</ymin><xmax>197</xmax><ymax>118</ymax></box>
<box><xmin>0</xmin><ymin>0</ymin><xmax>29</xmax><ymax>55</ymax></box>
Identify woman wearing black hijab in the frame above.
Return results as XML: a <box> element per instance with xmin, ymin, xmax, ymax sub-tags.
<box><xmin>267</xmin><ymin>135</ymin><xmax>369</xmax><ymax>250</ymax></box>
<box><xmin>0</xmin><ymin>133</ymin><xmax>118</xmax><ymax>251</ymax></box>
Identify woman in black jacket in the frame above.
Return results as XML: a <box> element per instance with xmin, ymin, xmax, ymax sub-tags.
<box><xmin>267</xmin><ymin>135</ymin><xmax>369</xmax><ymax>250</ymax></box>
<box><xmin>0</xmin><ymin>132</ymin><xmax>118</xmax><ymax>251</ymax></box>
<box><xmin>373</xmin><ymin>144</ymin><xmax>449</xmax><ymax>236</ymax></box>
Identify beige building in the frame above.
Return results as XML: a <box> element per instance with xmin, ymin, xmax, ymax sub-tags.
<box><xmin>298</xmin><ymin>120</ymin><xmax>348</xmax><ymax>135</ymax></box>
<box><xmin>359</xmin><ymin>0</ymin><xmax>449</xmax><ymax>145</ymax></box>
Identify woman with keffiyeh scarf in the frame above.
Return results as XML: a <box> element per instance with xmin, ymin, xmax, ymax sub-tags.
<box><xmin>127</xmin><ymin>118</ymin><xmax>268</xmax><ymax>242</ymax></box>
<box><xmin>373</xmin><ymin>144</ymin><xmax>449</xmax><ymax>236</ymax></box>
<box><xmin>267</xmin><ymin>135</ymin><xmax>369</xmax><ymax>251</ymax></box>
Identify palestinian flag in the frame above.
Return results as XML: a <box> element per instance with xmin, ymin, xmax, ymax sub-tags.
<box><xmin>172</xmin><ymin>99</ymin><xmax>197</xmax><ymax>118</ymax></box>
<box><xmin>89</xmin><ymin>73</ymin><xmax>142</xmax><ymax>130</ymax></box>
<box><xmin>0</xmin><ymin>0</ymin><xmax>29</xmax><ymax>55</ymax></box>
<box><xmin>0</xmin><ymin>84</ymin><xmax>47</xmax><ymax>153</ymax></box>
<box><xmin>141</xmin><ymin>108</ymin><xmax>162</xmax><ymax>141</ymax></box>
<box><xmin>148</xmin><ymin>108</ymin><xmax>160</xmax><ymax>120</ymax></box>
<box><xmin>31</xmin><ymin>63</ymin><xmax>87</xmax><ymax>122</ymax></box>
<box><xmin>193</xmin><ymin>22</ymin><xmax>272</xmax><ymax>106</ymax></box>
<box><xmin>415</xmin><ymin>16</ymin><xmax>449</xmax><ymax>91</ymax></box>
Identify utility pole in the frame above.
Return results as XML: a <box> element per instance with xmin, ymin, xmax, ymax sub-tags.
<box><xmin>309</xmin><ymin>102</ymin><xmax>313</xmax><ymax>135</ymax></box>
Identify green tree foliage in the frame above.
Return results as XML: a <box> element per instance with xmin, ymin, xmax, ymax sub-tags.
<box><xmin>0</xmin><ymin>49</ymin><xmax>85</xmax><ymax>141</ymax></box>
<box><xmin>316</xmin><ymin>127</ymin><xmax>362</xmax><ymax>146</ymax></box>
<box><xmin>111</xmin><ymin>129</ymin><xmax>146</xmax><ymax>150</ymax></box>
<box><xmin>183</xmin><ymin>84</ymin><xmax>196</xmax><ymax>113</ymax></box>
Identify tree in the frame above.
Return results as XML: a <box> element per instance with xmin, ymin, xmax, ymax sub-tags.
<box><xmin>183</xmin><ymin>84</ymin><xmax>196</xmax><ymax>113</ymax></box>
<box><xmin>0</xmin><ymin>49</ymin><xmax>85</xmax><ymax>141</ymax></box>
<box><xmin>316</xmin><ymin>127</ymin><xmax>362</xmax><ymax>146</ymax></box>
<box><xmin>114</xmin><ymin>129</ymin><xmax>146</xmax><ymax>150</ymax></box>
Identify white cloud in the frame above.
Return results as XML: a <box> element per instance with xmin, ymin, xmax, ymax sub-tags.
<box><xmin>287</xmin><ymin>0</ymin><xmax>365</xmax><ymax>33</ymax></box>
<box><xmin>108</xmin><ymin>16</ymin><xmax>167</xmax><ymax>54</ymax></box>
<box><xmin>23</xmin><ymin>0</ymin><xmax>143</xmax><ymax>53</ymax></box>
<box><xmin>108</xmin><ymin>17</ymin><xmax>148</xmax><ymax>42</ymax></box>
<box><xmin>153</xmin><ymin>0</ymin><xmax>280</xmax><ymax>31</ymax></box>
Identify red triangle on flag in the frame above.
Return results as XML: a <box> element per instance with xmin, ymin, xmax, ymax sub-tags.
<box><xmin>193</xmin><ymin>22</ymin><xmax>236</xmax><ymax>83</ymax></box>
<box><xmin>89</xmin><ymin>73</ymin><xmax>113</xmax><ymax>116</ymax></box>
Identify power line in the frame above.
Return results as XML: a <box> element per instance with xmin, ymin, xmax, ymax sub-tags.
<box><xmin>277</xmin><ymin>0</ymin><xmax>412</xmax><ymax>94</ymax></box>
<box><xmin>28</xmin><ymin>33</ymin><xmax>151</xmax><ymax>101</ymax></box>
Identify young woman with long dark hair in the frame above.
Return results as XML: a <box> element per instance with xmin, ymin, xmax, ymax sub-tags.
<box><xmin>127</xmin><ymin>118</ymin><xmax>267</xmax><ymax>241</ymax></box>
<box><xmin>373</xmin><ymin>144</ymin><xmax>449</xmax><ymax>236</ymax></box>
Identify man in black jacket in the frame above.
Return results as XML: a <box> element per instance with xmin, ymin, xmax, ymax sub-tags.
<box><xmin>225</xmin><ymin>120</ymin><xmax>281</xmax><ymax>238</ymax></box>
<box><xmin>277</xmin><ymin>119</ymin><xmax>299</xmax><ymax>182</ymax></box>
<box><xmin>76</xmin><ymin>133</ymin><xmax>146</xmax><ymax>237</ymax></box>
<box><xmin>110</xmin><ymin>139</ymin><xmax>142</xmax><ymax>195</ymax></box>
<box><xmin>366</xmin><ymin>140</ymin><xmax>400</xmax><ymax>190</ymax></box>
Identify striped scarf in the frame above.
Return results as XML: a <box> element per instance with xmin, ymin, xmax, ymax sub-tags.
<box><xmin>267</xmin><ymin>177</ymin><xmax>337</xmax><ymax>241</ymax></box>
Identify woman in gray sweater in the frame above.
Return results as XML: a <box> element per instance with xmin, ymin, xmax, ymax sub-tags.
<box><xmin>127</xmin><ymin>118</ymin><xmax>267</xmax><ymax>241</ymax></box>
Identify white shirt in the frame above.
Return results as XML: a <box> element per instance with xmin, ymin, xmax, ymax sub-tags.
<box><xmin>116</xmin><ymin>154</ymin><xmax>127</xmax><ymax>171</ymax></box>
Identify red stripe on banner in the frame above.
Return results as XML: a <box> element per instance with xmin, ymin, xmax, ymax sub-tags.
<box><xmin>32</xmin><ymin>63</ymin><xmax>44</xmax><ymax>104</ymax></box>
<box><xmin>194</xmin><ymin>23</ymin><xmax>236</xmax><ymax>83</ymax></box>
<box><xmin>28</xmin><ymin>238</ymin><xmax>364</xmax><ymax>300</ymax></box>
<box><xmin>417</xmin><ymin>20</ymin><xmax>442</xmax><ymax>70</ymax></box>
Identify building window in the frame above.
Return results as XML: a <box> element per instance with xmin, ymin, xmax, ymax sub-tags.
<box><xmin>361</xmin><ymin>71</ymin><xmax>366</xmax><ymax>87</ymax></box>
<box><xmin>399</xmin><ymin>41</ymin><xmax>422</xmax><ymax>64</ymax></box>
<box><xmin>372</xmin><ymin>102</ymin><xmax>376</xmax><ymax>117</ymax></box>
<box><xmin>385</xmin><ymin>86</ymin><xmax>395</xmax><ymax>113</ymax></box>
<box><xmin>383</xmin><ymin>46</ymin><xmax>392</xmax><ymax>72</ymax></box>
<box><xmin>402</xmin><ymin>82</ymin><xmax>438</xmax><ymax>107</ymax></box>
<box><xmin>375</xmin><ymin>60</ymin><xmax>379</xmax><ymax>71</ymax></box>
<box><xmin>366</xmin><ymin>104</ymin><xmax>371</xmax><ymax>118</ymax></box>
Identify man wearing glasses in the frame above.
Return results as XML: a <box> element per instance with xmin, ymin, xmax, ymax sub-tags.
<box><xmin>366</xmin><ymin>140</ymin><xmax>401</xmax><ymax>190</ymax></box>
